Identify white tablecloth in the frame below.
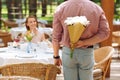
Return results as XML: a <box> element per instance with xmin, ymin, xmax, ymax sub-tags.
<box><xmin>10</xmin><ymin>27</ymin><xmax>53</xmax><ymax>39</ymax></box>
<box><xmin>0</xmin><ymin>46</ymin><xmax>64</xmax><ymax>80</ymax></box>
<box><xmin>0</xmin><ymin>40</ymin><xmax>62</xmax><ymax>66</ymax></box>
<box><xmin>0</xmin><ymin>47</ymin><xmax>56</xmax><ymax>66</ymax></box>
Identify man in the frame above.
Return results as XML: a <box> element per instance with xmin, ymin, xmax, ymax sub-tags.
<box><xmin>52</xmin><ymin>0</ymin><xmax>110</xmax><ymax>80</ymax></box>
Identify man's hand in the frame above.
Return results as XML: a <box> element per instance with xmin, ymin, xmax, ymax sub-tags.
<box><xmin>74</xmin><ymin>40</ymin><xmax>88</xmax><ymax>48</ymax></box>
<box><xmin>54</xmin><ymin>58</ymin><xmax>62</xmax><ymax>66</ymax></box>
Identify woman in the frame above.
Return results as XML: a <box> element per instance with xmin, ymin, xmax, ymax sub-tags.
<box><xmin>25</xmin><ymin>15</ymin><xmax>45</xmax><ymax>43</ymax></box>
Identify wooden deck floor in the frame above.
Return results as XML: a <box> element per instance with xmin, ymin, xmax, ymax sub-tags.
<box><xmin>106</xmin><ymin>58</ymin><xmax>120</xmax><ymax>80</ymax></box>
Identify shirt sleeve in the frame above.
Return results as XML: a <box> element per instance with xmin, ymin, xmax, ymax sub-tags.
<box><xmin>96</xmin><ymin>12</ymin><xmax>110</xmax><ymax>41</ymax></box>
<box><xmin>52</xmin><ymin>11</ymin><xmax>63</xmax><ymax>46</ymax></box>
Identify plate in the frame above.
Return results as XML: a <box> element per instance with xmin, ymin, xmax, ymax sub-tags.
<box><xmin>0</xmin><ymin>47</ymin><xmax>7</xmax><ymax>53</ymax></box>
<box><xmin>45</xmin><ymin>48</ymin><xmax>53</xmax><ymax>54</ymax></box>
<box><xmin>16</xmin><ymin>53</ymin><xmax>37</xmax><ymax>58</ymax></box>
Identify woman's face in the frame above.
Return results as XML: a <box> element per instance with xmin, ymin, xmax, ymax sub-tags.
<box><xmin>26</xmin><ymin>18</ymin><xmax>37</xmax><ymax>30</ymax></box>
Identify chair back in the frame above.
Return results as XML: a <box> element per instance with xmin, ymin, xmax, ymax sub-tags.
<box><xmin>93</xmin><ymin>46</ymin><xmax>115</xmax><ymax>80</ymax></box>
<box><xmin>0</xmin><ymin>63</ymin><xmax>61</xmax><ymax>80</ymax></box>
<box><xmin>0</xmin><ymin>32</ymin><xmax>13</xmax><ymax>47</ymax></box>
<box><xmin>94</xmin><ymin>46</ymin><xmax>114</xmax><ymax>65</ymax></box>
<box><xmin>1</xmin><ymin>18</ymin><xmax>18</xmax><ymax>28</ymax></box>
<box><xmin>0</xmin><ymin>76</ymin><xmax>39</xmax><ymax>80</ymax></box>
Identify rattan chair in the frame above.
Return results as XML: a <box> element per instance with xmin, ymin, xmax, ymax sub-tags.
<box><xmin>0</xmin><ymin>63</ymin><xmax>61</xmax><ymax>80</ymax></box>
<box><xmin>0</xmin><ymin>76</ymin><xmax>40</xmax><ymax>80</ymax></box>
<box><xmin>0</xmin><ymin>18</ymin><xmax>18</xmax><ymax>28</ymax></box>
<box><xmin>0</xmin><ymin>31</ymin><xmax>13</xmax><ymax>47</ymax></box>
<box><xmin>93</xmin><ymin>46</ymin><xmax>115</xmax><ymax>80</ymax></box>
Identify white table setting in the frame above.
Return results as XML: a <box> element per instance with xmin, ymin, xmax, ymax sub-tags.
<box><xmin>10</xmin><ymin>26</ymin><xmax>53</xmax><ymax>40</ymax></box>
<box><xmin>0</xmin><ymin>41</ymin><xmax>62</xmax><ymax>66</ymax></box>
<box><xmin>0</xmin><ymin>41</ymin><xmax>64</xmax><ymax>80</ymax></box>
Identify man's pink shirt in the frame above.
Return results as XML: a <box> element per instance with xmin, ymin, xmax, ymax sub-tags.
<box><xmin>52</xmin><ymin>0</ymin><xmax>110</xmax><ymax>47</ymax></box>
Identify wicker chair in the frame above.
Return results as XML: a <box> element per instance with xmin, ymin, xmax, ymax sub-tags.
<box><xmin>0</xmin><ymin>63</ymin><xmax>61</xmax><ymax>80</ymax></box>
<box><xmin>0</xmin><ymin>18</ymin><xmax>18</xmax><ymax>28</ymax></box>
<box><xmin>0</xmin><ymin>76</ymin><xmax>39</xmax><ymax>80</ymax></box>
<box><xmin>0</xmin><ymin>31</ymin><xmax>13</xmax><ymax>47</ymax></box>
<box><xmin>93</xmin><ymin>46</ymin><xmax>115</xmax><ymax>80</ymax></box>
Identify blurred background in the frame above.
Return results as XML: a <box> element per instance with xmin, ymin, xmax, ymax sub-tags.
<box><xmin>0</xmin><ymin>0</ymin><xmax>119</xmax><ymax>26</ymax></box>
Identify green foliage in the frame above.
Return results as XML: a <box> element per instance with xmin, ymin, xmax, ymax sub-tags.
<box><xmin>92</xmin><ymin>0</ymin><xmax>120</xmax><ymax>20</ymax></box>
<box><xmin>114</xmin><ymin>0</ymin><xmax>120</xmax><ymax>20</ymax></box>
<box><xmin>57</xmin><ymin>0</ymin><xmax>64</xmax><ymax>3</ymax></box>
<box><xmin>91</xmin><ymin>0</ymin><xmax>100</xmax><ymax>3</ymax></box>
<box><xmin>1</xmin><ymin>26</ymin><xmax>10</xmax><ymax>32</ymax></box>
<box><xmin>1</xmin><ymin>0</ymin><xmax>120</xmax><ymax>23</ymax></box>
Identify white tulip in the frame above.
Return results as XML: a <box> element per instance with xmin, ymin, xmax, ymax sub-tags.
<box><xmin>64</xmin><ymin>16</ymin><xmax>90</xmax><ymax>26</ymax></box>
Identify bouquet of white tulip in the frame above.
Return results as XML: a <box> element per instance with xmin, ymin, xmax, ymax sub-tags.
<box><xmin>64</xmin><ymin>16</ymin><xmax>90</xmax><ymax>58</ymax></box>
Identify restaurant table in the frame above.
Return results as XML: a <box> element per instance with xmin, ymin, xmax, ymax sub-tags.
<box><xmin>10</xmin><ymin>26</ymin><xmax>53</xmax><ymax>39</ymax></box>
<box><xmin>0</xmin><ymin>42</ymin><xmax>63</xmax><ymax>80</ymax></box>
<box><xmin>112</xmin><ymin>31</ymin><xmax>120</xmax><ymax>58</ymax></box>
<box><xmin>0</xmin><ymin>41</ymin><xmax>62</xmax><ymax>66</ymax></box>
<box><xmin>0</xmin><ymin>47</ymin><xmax>55</xmax><ymax>66</ymax></box>
<box><xmin>0</xmin><ymin>41</ymin><xmax>61</xmax><ymax>65</ymax></box>
<box><xmin>112</xmin><ymin>31</ymin><xmax>120</xmax><ymax>44</ymax></box>
<box><xmin>16</xmin><ymin>19</ymin><xmax>48</xmax><ymax>27</ymax></box>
